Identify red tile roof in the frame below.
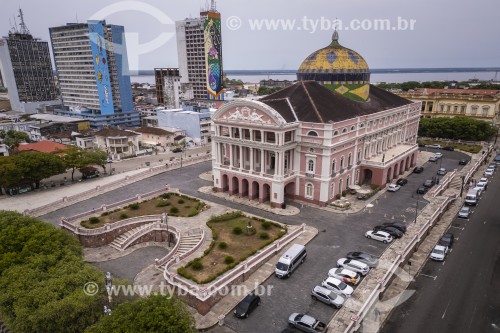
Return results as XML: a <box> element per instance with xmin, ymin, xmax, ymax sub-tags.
<box><xmin>18</xmin><ymin>141</ymin><xmax>69</xmax><ymax>154</ymax></box>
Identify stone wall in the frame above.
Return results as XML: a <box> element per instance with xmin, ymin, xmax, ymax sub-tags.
<box><xmin>75</xmin><ymin>222</ymin><xmax>150</xmax><ymax>247</ymax></box>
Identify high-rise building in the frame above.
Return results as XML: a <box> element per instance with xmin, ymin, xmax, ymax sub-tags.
<box><xmin>176</xmin><ymin>0</ymin><xmax>224</xmax><ymax>102</ymax></box>
<box><xmin>49</xmin><ymin>20</ymin><xmax>139</xmax><ymax>128</ymax></box>
<box><xmin>154</xmin><ymin>68</ymin><xmax>181</xmax><ymax>109</ymax></box>
<box><xmin>0</xmin><ymin>9</ymin><xmax>60</xmax><ymax>113</ymax></box>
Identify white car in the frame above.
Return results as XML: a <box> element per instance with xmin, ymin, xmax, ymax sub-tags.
<box><xmin>479</xmin><ymin>177</ymin><xmax>488</xmax><ymax>184</ymax></box>
<box><xmin>365</xmin><ymin>230</ymin><xmax>393</xmax><ymax>244</ymax></box>
<box><xmin>321</xmin><ymin>277</ymin><xmax>354</xmax><ymax>298</ymax></box>
<box><xmin>475</xmin><ymin>181</ymin><xmax>487</xmax><ymax>192</ymax></box>
<box><xmin>327</xmin><ymin>268</ymin><xmax>361</xmax><ymax>285</ymax></box>
<box><xmin>387</xmin><ymin>184</ymin><xmax>401</xmax><ymax>192</ymax></box>
<box><xmin>427</xmin><ymin>144</ymin><xmax>442</xmax><ymax>149</ymax></box>
<box><xmin>336</xmin><ymin>258</ymin><xmax>370</xmax><ymax>276</ymax></box>
<box><xmin>311</xmin><ymin>286</ymin><xmax>345</xmax><ymax>308</ymax></box>
<box><xmin>434</xmin><ymin>152</ymin><xmax>443</xmax><ymax>158</ymax></box>
<box><xmin>437</xmin><ymin>168</ymin><xmax>447</xmax><ymax>175</ymax></box>
<box><xmin>430</xmin><ymin>244</ymin><xmax>448</xmax><ymax>261</ymax></box>
<box><xmin>458</xmin><ymin>206</ymin><xmax>471</xmax><ymax>218</ymax></box>
<box><xmin>484</xmin><ymin>168</ymin><xmax>494</xmax><ymax>177</ymax></box>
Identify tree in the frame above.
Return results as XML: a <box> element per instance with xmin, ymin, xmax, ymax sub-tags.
<box><xmin>85</xmin><ymin>294</ymin><xmax>196</xmax><ymax>333</ymax></box>
<box><xmin>418</xmin><ymin>116</ymin><xmax>497</xmax><ymax>141</ymax></box>
<box><xmin>63</xmin><ymin>146</ymin><xmax>88</xmax><ymax>181</ymax></box>
<box><xmin>83</xmin><ymin>149</ymin><xmax>108</xmax><ymax>173</ymax></box>
<box><xmin>0</xmin><ymin>130</ymin><xmax>30</xmax><ymax>152</ymax></box>
<box><xmin>0</xmin><ymin>211</ymin><xmax>109</xmax><ymax>333</ymax></box>
<box><xmin>0</xmin><ymin>156</ymin><xmax>23</xmax><ymax>194</ymax></box>
<box><xmin>15</xmin><ymin>152</ymin><xmax>66</xmax><ymax>189</ymax></box>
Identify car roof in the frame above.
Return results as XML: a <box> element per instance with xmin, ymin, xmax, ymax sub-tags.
<box><xmin>376</xmin><ymin>230</ymin><xmax>391</xmax><ymax>237</ymax></box>
<box><xmin>314</xmin><ymin>285</ymin><xmax>333</xmax><ymax>294</ymax></box>
<box><xmin>434</xmin><ymin>245</ymin><xmax>447</xmax><ymax>250</ymax></box>
<box><xmin>324</xmin><ymin>276</ymin><xmax>340</xmax><ymax>284</ymax></box>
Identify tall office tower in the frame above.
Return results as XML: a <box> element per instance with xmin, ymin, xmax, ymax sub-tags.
<box><xmin>49</xmin><ymin>20</ymin><xmax>139</xmax><ymax>127</ymax></box>
<box><xmin>154</xmin><ymin>68</ymin><xmax>181</xmax><ymax>109</ymax></box>
<box><xmin>176</xmin><ymin>0</ymin><xmax>224</xmax><ymax>103</ymax></box>
<box><xmin>0</xmin><ymin>9</ymin><xmax>59</xmax><ymax>113</ymax></box>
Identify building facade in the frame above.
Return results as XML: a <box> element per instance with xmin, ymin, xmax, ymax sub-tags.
<box><xmin>157</xmin><ymin>107</ymin><xmax>212</xmax><ymax>144</ymax></box>
<box><xmin>94</xmin><ymin>128</ymin><xmax>140</xmax><ymax>160</ymax></box>
<box><xmin>176</xmin><ymin>1</ymin><xmax>224</xmax><ymax>102</ymax></box>
<box><xmin>0</xmin><ymin>9</ymin><xmax>60</xmax><ymax>113</ymax></box>
<box><xmin>397</xmin><ymin>88</ymin><xmax>500</xmax><ymax>124</ymax></box>
<box><xmin>49</xmin><ymin>20</ymin><xmax>139</xmax><ymax>127</ymax></box>
<box><xmin>154</xmin><ymin>68</ymin><xmax>181</xmax><ymax>109</ymax></box>
<box><xmin>211</xmin><ymin>33</ymin><xmax>421</xmax><ymax>207</ymax></box>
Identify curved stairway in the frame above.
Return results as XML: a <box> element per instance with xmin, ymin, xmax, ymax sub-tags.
<box><xmin>156</xmin><ymin>230</ymin><xmax>204</xmax><ymax>270</ymax></box>
<box><xmin>109</xmin><ymin>223</ymin><xmax>156</xmax><ymax>251</ymax></box>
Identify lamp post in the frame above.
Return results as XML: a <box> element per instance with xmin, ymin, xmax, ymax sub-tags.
<box><xmin>105</xmin><ymin>271</ymin><xmax>112</xmax><ymax>304</ymax></box>
<box><xmin>108</xmin><ymin>158</ymin><xmax>112</xmax><ymax>176</ymax></box>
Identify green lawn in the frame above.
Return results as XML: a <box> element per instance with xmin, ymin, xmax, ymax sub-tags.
<box><xmin>80</xmin><ymin>193</ymin><xmax>206</xmax><ymax>229</ymax></box>
<box><xmin>178</xmin><ymin>211</ymin><xmax>287</xmax><ymax>284</ymax></box>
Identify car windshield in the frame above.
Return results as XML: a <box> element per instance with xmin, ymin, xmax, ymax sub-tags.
<box><xmin>328</xmin><ymin>293</ymin><xmax>338</xmax><ymax>300</ymax></box>
<box><xmin>276</xmin><ymin>262</ymin><xmax>289</xmax><ymax>271</ymax></box>
<box><xmin>460</xmin><ymin>208</ymin><xmax>468</xmax><ymax>212</ymax></box>
<box><xmin>338</xmin><ymin>281</ymin><xmax>348</xmax><ymax>290</ymax></box>
<box><xmin>433</xmin><ymin>249</ymin><xmax>444</xmax><ymax>255</ymax></box>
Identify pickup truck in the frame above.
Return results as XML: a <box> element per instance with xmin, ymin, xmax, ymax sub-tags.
<box><xmin>288</xmin><ymin>313</ymin><xmax>328</xmax><ymax>333</ymax></box>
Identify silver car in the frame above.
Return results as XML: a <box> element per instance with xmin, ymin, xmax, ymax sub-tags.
<box><xmin>458</xmin><ymin>206</ymin><xmax>471</xmax><ymax>218</ymax></box>
<box><xmin>311</xmin><ymin>286</ymin><xmax>345</xmax><ymax>308</ymax></box>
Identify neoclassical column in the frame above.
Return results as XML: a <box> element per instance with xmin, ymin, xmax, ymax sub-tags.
<box><xmin>229</xmin><ymin>144</ymin><xmax>233</xmax><ymax>167</ymax></box>
<box><xmin>239</xmin><ymin>145</ymin><xmax>243</xmax><ymax>169</ymax></box>
<box><xmin>260</xmin><ymin>149</ymin><xmax>265</xmax><ymax>174</ymax></box>
<box><xmin>250</xmin><ymin>147</ymin><xmax>254</xmax><ymax>171</ymax></box>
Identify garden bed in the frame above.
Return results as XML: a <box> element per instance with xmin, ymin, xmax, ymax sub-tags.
<box><xmin>80</xmin><ymin>193</ymin><xmax>206</xmax><ymax>229</ymax></box>
<box><xmin>177</xmin><ymin>211</ymin><xmax>287</xmax><ymax>284</ymax></box>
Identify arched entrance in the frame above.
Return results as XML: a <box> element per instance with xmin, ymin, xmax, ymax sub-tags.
<box><xmin>410</xmin><ymin>153</ymin><xmax>415</xmax><ymax>167</ymax></box>
<box><xmin>406</xmin><ymin>156</ymin><xmax>410</xmax><ymax>171</ymax></box>
<box><xmin>363</xmin><ymin>169</ymin><xmax>373</xmax><ymax>185</ymax></box>
<box><xmin>222</xmin><ymin>174</ymin><xmax>229</xmax><ymax>192</ymax></box>
<box><xmin>262</xmin><ymin>183</ymin><xmax>271</xmax><ymax>203</ymax></box>
<box><xmin>251</xmin><ymin>181</ymin><xmax>259</xmax><ymax>200</ymax></box>
<box><xmin>393</xmin><ymin>164</ymin><xmax>398</xmax><ymax>179</ymax></box>
<box><xmin>241</xmin><ymin>179</ymin><xmax>249</xmax><ymax>198</ymax></box>
<box><xmin>231</xmin><ymin>176</ymin><xmax>239</xmax><ymax>195</ymax></box>
<box><xmin>284</xmin><ymin>182</ymin><xmax>295</xmax><ymax>199</ymax></box>
<box><xmin>386</xmin><ymin>167</ymin><xmax>392</xmax><ymax>183</ymax></box>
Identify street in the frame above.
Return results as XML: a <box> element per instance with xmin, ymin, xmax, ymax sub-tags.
<box><xmin>381</xmin><ymin>161</ymin><xmax>500</xmax><ymax>333</ymax></box>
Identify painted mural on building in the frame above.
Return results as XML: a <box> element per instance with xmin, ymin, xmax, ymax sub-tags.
<box><xmin>204</xmin><ymin>12</ymin><xmax>224</xmax><ymax>101</ymax></box>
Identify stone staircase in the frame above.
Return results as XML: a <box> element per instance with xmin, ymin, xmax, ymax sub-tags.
<box><xmin>109</xmin><ymin>223</ymin><xmax>155</xmax><ymax>251</ymax></box>
<box><xmin>156</xmin><ymin>230</ymin><xmax>204</xmax><ymax>271</ymax></box>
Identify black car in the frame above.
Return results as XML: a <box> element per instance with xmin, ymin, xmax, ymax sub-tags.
<box><xmin>234</xmin><ymin>294</ymin><xmax>260</xmax><ymax>318</ymax></box>
<box><xmin>438</xmin><ymin>233</ymin><xmax>454</xmax><ymax>248</ymax></box>
<box><xmin>413</xmin><ymin>166</ymin><xmax>424</xmax><ymax>174</ymax></box>
<box><xmin>458</xmin><ymin>159</ymin><xmax>468</xmax><ymax>165</ymax></box>
<box><xmin>172</xmin><ymin>147</ymin><xmax>183</xmax><ymax>153</ymax></box>
<box><xmin>423</xmin><ymin>179</ymin><xmax>435</xmax><ymax>188</ymax></box>
<box><xmin>381</xmin><ymin>222</ymin><xmax>407</xmax><ymax>233</ymax></box>
<box><xmin>442</xmin><ymin>146</ymin><xmax>454</xmax><ymax>151</ymax></box>
<box><xmin>416</xmin><ymin>186</ymin><xmax>428</xmax><ymax>194</ymax></box>
<box><xmin>346</xmin><ymin>252</ymin><xmax>379</xmax><ymax>268</ymax></box>
<box><xmin>374</xmin><ymin>226</ymin><xmax>403</xmax><ymax>238</ymax></box>
<box><xmin>396</xmin><ymin>178</ymin><xmax>408</xmax><ymax>186</ymax></box>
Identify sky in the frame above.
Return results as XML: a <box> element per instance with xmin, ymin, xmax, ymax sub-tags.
<box><xmin>1</xmin><ymin>0</ymin><xmax>499</xmax><ymax>72</ymax></box>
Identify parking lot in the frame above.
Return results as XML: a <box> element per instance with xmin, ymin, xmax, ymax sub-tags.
<box><xmin>220</xmin><ymin>148</ymin><xmax>469</xmax><ymax>333</ymax></box>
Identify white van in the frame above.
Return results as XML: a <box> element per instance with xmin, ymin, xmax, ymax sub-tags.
<box><xmin>465</xmin><ymin>188</ymin><xmax>479</xmax><ymax>206</ymax></box>
<box><xmin>275</xmin><ymin>244</ymin><xmax>307</xmax><ymax>278</ymax></box>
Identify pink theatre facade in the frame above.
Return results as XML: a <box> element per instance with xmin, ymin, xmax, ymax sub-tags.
<box><xmin>210</xmin><ymin>99</ymin><xmax>421</xmax><ymax>207</ymax></box>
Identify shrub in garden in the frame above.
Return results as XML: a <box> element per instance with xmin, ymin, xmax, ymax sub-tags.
<box><xmin>178</xmin><ymin>199</ymin><xmax>185</xmax><ymax>204</ymax></box>
<box><xmin>190</xmin><ymin>259</ymin><xmax>203</xmax><ymax>271</ymax></box>
<box><xmin>119</xmin><ymin>213</ymin><xmax>129</xmax><ymax>219</ymax></box>
<box><xmin>232</xmin><ymin>226</ymin><xmax>243</xmax><ymax>235</ymax></box>
<box><xmin>218</xmin><ymin>242</ymin><xmax>227</xmax><ymax>249</ymax></box>
<box><xmin>224</xmin><ymin>256</ymin><xmax>234</xmax><ymax>265</ymax></box>
<box><xmin>169</xmin><ymin>207</ymin><xmax>179</xmax><ymax>214</ymax></box>
<box><xmin>259</xmin><ymin>232</ymin><xmax>269</xmax><ymax>239</ymax></box>
<box><xmin>156</xmin><ymin>200</ymin><xmax>168</xmax><ymax>207</ymax></box>
<box><xmin>128</xmin><ymin>203</ymin><xmax>140</xmax><ymax>210</ymax></box>
<box><xmin>261</xmin><ymin>221</ymin><xmax>272</xmax><ymax>230</ymax></box>
<box><xmin>89</xmin><ymin>217</ymin><xmax>100</xmax><ymax>224</ymax></box>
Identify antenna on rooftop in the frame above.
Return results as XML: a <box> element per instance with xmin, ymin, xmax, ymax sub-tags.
<box><xmin>18</xmin><ymin>8</ymin><xmax>30</xmax><ymax>35</ymax></box>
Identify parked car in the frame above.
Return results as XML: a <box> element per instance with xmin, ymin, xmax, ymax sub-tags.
<box><xmin>413</xmin><ymin>166</ymin><xmax>424</xmax><ymax>173</ymax></box>
<box><xmin>458</xmin><ymin>159</ymin><xmax>468</xmax><ymax>165</ymax></box>
<box><xmin>442</xmin><ymin>146</ymin><xmax>454</xmax><ymax>151</ymax></box>
<box><xmin>494</xmin><ymin>154</ymin><xmax>500</xmax><ymax>163</ymax></box>
<box><xmin>488</xmin><ymin>163</ymin><xmax>497</xmax><ymax>170</ymax></box>
<box><xmin>346</xmin><ymin>252</ymin><xmax>379</xmax><ymax>267</ymax></box>
<box><xmin>423</xmin><ymin>179</ymin><xmax>436</xmax><ymax>188</ymax></box>
<box><xmin>374</xmin><ymin>226</ymin><xmax>403</xmax><ymax>238</ymax></box>
<box><xmin>365</xmin><ymin>230</ymin><xmax>393</xmax><ymax>244</ymax></box>
<box><xmin>474</xmin><ymin>181</ymin><xmax>487</xmax><ymax>192</ymax></box>
<box><xmin>396</xmin><ymin>178</ymin><xmax>408</xmax><ymax>186</ymax></box>
<box><xmin>311</xmin><ymin>286</ymin><xmax>345</xmax><ymax>308</ymax></box>
<box><xmin>387</xmin><ymin>184</ymin><xmax>401</xmax><ymax>192</ymax></box>
<box><xmin>458</xmin><ymin>206</ymin><xmax>471</xmax><ymax>218</ymax></box>
<box><xmin>416</xmin><ymin>186</ymin><xmax>428</xmax><ymax>194</ymax></box>
<box><xmin>429</xmin><ymin>155</ymin><xmax>438</xmax><ymax>162</ymax></box>
<box><xmin>234</xmin><ymin>294</ymin><xmax>261</xmax><ymax>318</ymax></box>
<box><xmin>320</xmin><ymin>277</ymin><xmax>354</xmax><ymax>298</ymax></box>
<box><xmin>430</xmin><ymin>244</ymin><xmax>448</xmax><ymax>261</ymax></box>
<box><xmin>172</xmin><ymin>147</ymin><xmax>183</xmax><ymax>153</ymax></box>
<box><xmin>336</xmin><ymin>258</ymin><xmax>370</xmax><ymax>276</ymax></box>
<box><xmin>484</xmin><ymin>168</ymin><xmax>494</xmax><ymax>177</ymax></box>
<box><xmin>437</xmin><ymin>168</ymin><xmax>447</xmax><ymax>175</ymax></box>
<box><xmin>327</xmin><ymin>268</ymin><xmax>361</xmax><ymax>285</ymax></box>
<box><xmin>427</xmin><ymin>144</ymin><xmax>442</xmax><ymax>149</ymax></box>
<box><xmin>288</xmin><ymin>313</ymin><xmax>327</xmax><ymax>333</ymax></box>
<box><xmin>438</xmin><ymin>233</ymin><xmax>454</xmax><ymax>248</ymax></box>
<box><xmin>380</xmin><ymin>222</ymin><xmax>407</xmax><ymax>233</ymax></box>
<box><xmin>434</xmin><ymin>152</ymin><xmax>443</xmax><ymax>158</ymax></box>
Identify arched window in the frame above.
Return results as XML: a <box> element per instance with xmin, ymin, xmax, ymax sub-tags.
<box><xmin>308</xmin><ymin>159</ymin><xmax>314</xmax><ymax>172</ymax></box>
<box><xmin>330</xmin><ymin>183</ymin><xmax>335</xmax><ymax>198</ymax></box>
<box><xmin>350</xmin><ymin>125</ymin><xmax>355</xmax><ymax>131</ymax></box>
<box><xmin>332</xmin><ymin>159</ymin><xmax>336</xmax><ymax>174</ymax></box>
<box><xmin>307</xmin><ymin>131</ymin><xmax>318</xmax><ymax>137</ymax></box>
<box><xmin>333</xmin><ymin>130</ymin><xmax>339</xmax><ymax>136</ymax></box>
<box><xmin>348</xmin><ymin>153</ymin><xmax>352</xmax><ymax>166</ymax></box>
<box><xmin>306</xmin><ymin>183</ymin><xmax>313</xmax><ymax>198</ymax></box>
<box><xmin>347</xmin><ymin>176</ymin><xmax>351</xmax><ymax>188</ymax></box>
<box><xmin>338</xmin><ymin>179</ymin><xmax>343</xmax><ymax>194</ymax></box>
<box><xmin>340</xmin><ymin>156</ymin><xmax>344</xmax><ymax>169</ymax></box>
<box><xmin>342</xmin><ymin>128</ymin><xmax>347</xmax><ymax>134</ymax></box>
<box><xmin>357</xmin><ymin>150</ymin><xmax>361</xmax><ymax>162</ymax></box>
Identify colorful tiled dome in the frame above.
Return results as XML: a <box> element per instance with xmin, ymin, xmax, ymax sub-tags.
<box><xmin>297</xmin><ymin>31</ymin><xmax>371</xmax><ymax>101</ymax></box>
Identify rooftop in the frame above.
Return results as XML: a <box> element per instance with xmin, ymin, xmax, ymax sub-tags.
<box><xmin>414</xmin><ymin>88</ymin><xmax>500</xmax><ymax>96</ymax></box>
<box><xmin>260</xmin><ymin>81</ymin><xmax>412</xmax><ymax>123</ymax></box>
<box><xmin>94</xmin><ymin>128</ymin><xmax>139</xmax><ymax>137</ymax></box>
<box><xmin>17</xmin><ymin>141</ymin><xmax>68</xmax><ymax>154</ymax></box>
<box><xmin>131</xmin><ymin>127</ymin><xmax>174</xmax><ymax>136</ymax></box>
